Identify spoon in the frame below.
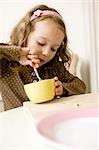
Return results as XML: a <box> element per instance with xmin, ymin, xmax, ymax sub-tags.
<box><xmin>33</xmin><ymin>67</ymin><xmax>42</xmax><ymax>81</ymax></box>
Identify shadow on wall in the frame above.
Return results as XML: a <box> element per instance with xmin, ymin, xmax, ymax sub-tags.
<box><xmin>77</xmin><ymin>59</ymin><xmax>91</xmax><ymax>93</ymax></box>
<box><xmin>0</xmin><ymin>94</ymin><xmax>4</xmax><ymax>112</ymax></box>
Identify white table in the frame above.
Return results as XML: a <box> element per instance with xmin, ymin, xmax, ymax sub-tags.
<box><xmin>0</xmin><ymin>93</ymin><xmax>98</xmax><ymax>150</ymax></box>
<box><xmin>0</xmin><ymin>107</ymin><xmax>52</xmax><ymax>150</ymax></box>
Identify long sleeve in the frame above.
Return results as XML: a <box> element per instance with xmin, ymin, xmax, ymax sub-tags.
<box><xmin>56</xmin><ymin>61</ymin><xmax>86</xmax><ymax>95</ymax></box>
<box><xmin>0</xmin><ymin>43</ymin><xmax>21</xmax><ymax>61</ymax></box>
<box><xmin>62</xmin><ymin>75</ymin><xmax>86</xmax><ymax>95</ymax></box>
<box><xmin>0</xmin><ymin>43</ymin><xmax>29</xmax><ymax>110</ymax></box>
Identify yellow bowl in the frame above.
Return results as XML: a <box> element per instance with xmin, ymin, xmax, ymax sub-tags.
<box><xmin>24</xmin><ymin>79</ymin><xmax>55</xmax><ymax>103</ymax></box>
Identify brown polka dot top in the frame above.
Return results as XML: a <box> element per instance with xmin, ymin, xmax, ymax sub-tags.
<box><xmin>0</xmin><ymin>43</ymin><xmax>86</xmax><ymax>111</ymax></box>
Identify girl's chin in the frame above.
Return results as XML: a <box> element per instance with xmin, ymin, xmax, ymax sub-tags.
<box><xmin>39</xmin><ymin>61</ymin><xmax>45</xmax><ymax>67</ymax></box>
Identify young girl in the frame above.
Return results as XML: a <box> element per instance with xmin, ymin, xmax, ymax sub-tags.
<box><xmin>0</xmin><ymin>4</ymin><xmax>86</xmax><ymax>111</ymax></box>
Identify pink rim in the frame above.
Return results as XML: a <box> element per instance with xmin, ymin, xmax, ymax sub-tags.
<box><xmin>37</xmin><ymin>107</ymin><xmax>98</xmax><ymax>146</ymax></box>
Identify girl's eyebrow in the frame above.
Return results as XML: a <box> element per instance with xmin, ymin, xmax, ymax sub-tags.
<box><xmin>38</xmin><ymin>36</ymin><xmax>47</xmax><ymax>40</ymax></box>
<box><xmin>39</xmin><ymin>36</ymin><xmax>61</xmax><ymax>46</ymax></box>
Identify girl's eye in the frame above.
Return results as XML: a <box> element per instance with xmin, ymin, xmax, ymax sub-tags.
<box><xmin>51</xmin><ymin>48</ymin><xmax>57</xmax><ymax>52</ymax></box>
<box><xmin>37</xmin><ymin>41</ymin><xmax>57</xmax><ymax>52</ymax></box>
<box><xmin>37</xmin><ymin>41</ymin><xmax>45</xmax><ymax>46</ymax></box>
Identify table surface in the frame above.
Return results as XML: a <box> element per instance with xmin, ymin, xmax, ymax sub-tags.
<box><xmin>0</xmin><ymin>93</ymin><xmax>98</xmax><ymax>150</ymax></box>
<box><xmin>23</xmin><ymin>92</ymin><xmax>99</xmax><ymax>123</ymax></box>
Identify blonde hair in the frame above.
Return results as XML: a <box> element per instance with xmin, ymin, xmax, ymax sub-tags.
<box><xmin>10</xmin><ymin>4</ymin><xmax>71</xmax><ymax>65</ymax></box>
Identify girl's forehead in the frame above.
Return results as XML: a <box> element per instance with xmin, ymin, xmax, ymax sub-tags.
<box><xmin>34</xmin><ymin>19</ymin><xmax>62</xmax><ymax>31</ymax></box>
<box><xmin>33</xmin><ymin>19</ymin><xmax>64</xmax><ymax>38</ymax></box>
<box><xmin>28</xmin><ymin>19</ymin><xmax>64</xmax><ymax>45</ymax></box>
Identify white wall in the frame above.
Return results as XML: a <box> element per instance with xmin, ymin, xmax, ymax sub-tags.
<box><xmin>0</xmin><ymin>0</ymin><xmax>98</xmax><ymax>93</ymax></box>
<box><xmin>94</xmin><ymin>0</ymin><xmax>99</xmax><ymax>91</ymax></box>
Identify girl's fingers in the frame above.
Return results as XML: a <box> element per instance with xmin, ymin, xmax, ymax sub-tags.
<box><xmin>55</xmin><ymin>86</ymin><xmax>63</xmax><ymax>96</ymax></box>
<box><xmin>32</xmin><ymin>62</ymin><xmax>39</xmax><ymax>68</ymax></box>
<box><xmin>55</xmin><ymin>81</ymin><xmax>61</xmax><ymax>87</ymax></box>
<box><xmin>54</xmin><ymin>79</ymin><xmax>61</xmax><ymax>87</ymax></box>
<box><xmin>31</xmin><ymin>58</ymin><xmax>40</xmax><ymax>63</ymax></box>
<box><xmin>20</xmin><ymin>57</ymin><xmax>40</xmax><ymax>68</ymax></box>
<box><xmin>27</xmin><ymin>54</ymin><xmax>39</xmax><ymax>60</ymax></box>
<box><xmin>27</xmin><ymin>54</ymin><xmax>40</xmax><ymax>68</ymax></box>
<box><xmin>55</xmin><ymin>87</ymin><xmax>61</xmax><ymax>94</ymax></box>
<box><xmin>55</xmin><ymin>89</ymin><xmax>62</xmax><ymax>96</ymax></box>
<box><xmin>54</xmin><ymin>76</ymin><xmax>58</xmax><ymax>81</ymax></box>
<box><xmin>20</xmin><ymin>59</ymin><xmax>32</xmax><ymax>67</ymax></box>
<box><xmin>53</xmin><ymin>76</ymin><xmax>63</xmax><ymax>96</ymax></box>
<box><xmin>20</xmin><ymin>47</ymin><xmax>40</xmax><ymax>68</ymax></box>
<box><xmin>31</xmin><ymin>58</ymin><xmax>40</xmax><ymax>68</ymax></box>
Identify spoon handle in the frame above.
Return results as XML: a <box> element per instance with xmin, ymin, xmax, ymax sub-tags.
<box><xmin>34</xmin><ymin>68</ymin><xmax>42</xmax><ymax>81</ymax></box>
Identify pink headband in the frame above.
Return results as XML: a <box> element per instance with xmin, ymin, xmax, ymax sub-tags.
<box><xmin>30</xmin><ymin>9</ymin><xmax>61</xmax><ymax>21</ymax></box>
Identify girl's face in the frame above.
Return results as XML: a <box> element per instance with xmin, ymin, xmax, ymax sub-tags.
<box><xmin>27</xmin><ymin>19</ymin><xmax>64</xmax><ymax>67</ymax></box>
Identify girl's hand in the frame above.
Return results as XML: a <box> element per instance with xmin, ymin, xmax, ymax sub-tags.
<box><xmin>54</xmin><ymin>76</ymin><xmax>63</xmax><ymax>96</ymax></box>
<box><xmin>19</xmin><ymin>47</ymin><xmax>40</xmax><ymax>68</ymax></box>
